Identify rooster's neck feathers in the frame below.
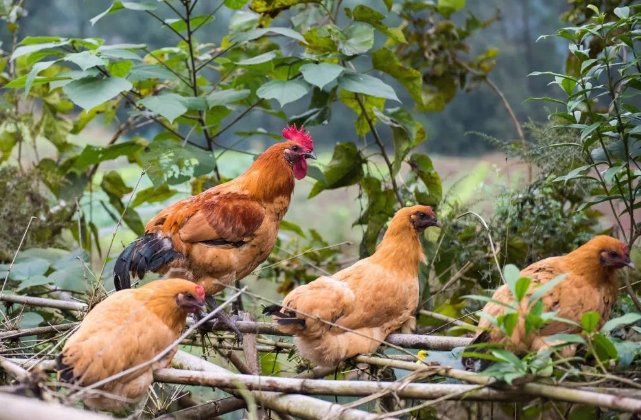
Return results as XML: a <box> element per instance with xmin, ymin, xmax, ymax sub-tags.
<box><xmin>237</xmin><ymin>145</ymin><xmax>296</xmax><ymax>202</ymax></box>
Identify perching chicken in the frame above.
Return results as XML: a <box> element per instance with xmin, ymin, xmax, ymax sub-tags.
<box><xmin>57</xmin><ymin>279</ymin><xmax>205</xmax><ymax>412</ymax></box>
<box><xmin>264</xmin><ymin>205</ymin><xmax>439</xmax><ymax>367</ymax></box>
<box><xmin>113</xmin><ymin>125</ymin><xmax>315</xmax><ymax>298</ymax></box>
<box><xmin>463</xmin><ymin>235</ymin><xmax>633</xmax><ymax>369</ymax></box>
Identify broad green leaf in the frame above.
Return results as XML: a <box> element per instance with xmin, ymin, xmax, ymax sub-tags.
<box><xmin>581</xmin><ymin>311</ymin><xmax>600</xmax><ymax>333</ymax></box>
<box><xmin>63</xmin><ymin>76</ymin><xmax>132</xmax><ymax>110</ymax></box>
<box><xmin>300</xmin><ymin>63</ymin><xmax>344</xmax><ymax>90</ymax></box>
<box><xmin>165</xmin><ymin>15</ymin><xmax>214</xmax><ymax>33</ymax></box>
<box><xmin>65</xmin><ymin>51</ymin><xmax>106</xmax><ymax>71</ymax></box>
<box><xmin>108</xmin><ymin>60</ymin><xmax>133</xmax><ymax>78</ymax></box>
<box><xmin>500</xmin><ymin>312</ymin><xmax>518</xmax><ymax>336</ymax></box>
<box><xmin>225</xmin><ymin>0</ymin><xmax>250</xmax><ymax>9</ymax></box>
<box><xmin>128</xmin><ymin>64</ymin><xmax>178</xmax><ymax>81</ymax></box>
<box><xmin>408</xmin><ymin>153</ymin><xmax>442</xmax><ymax>206</ymax></box>
<box><xmin>0</xmin><ymin>128</ymin><xmax>18</xmax><ymax>162</ymax></box>
<box><xmin>18</xmin><ymin>275</ymin><xmax>52</xmax><ymax>291</ymax></box>
<box><xmin>437</xmin><ymin>0</ymin><xmax>466</xmax><ymax>17</ymax></box>
<box><xmin>236</xmin><ymin>51</ymin><xmax>278</xmax><ymax>65</ymax></box>
<box><xmin>140</xmin><ymin>138</ymin><xmax>217</xmax><ymax>186</ymax></box>
<box><xmin>72</xmin><ymin>142</ymin><xmax>144</xmax><ymax>171</ymax></box>
<box><xmin>601</xmin><ymin>313</ymin><xmax>641</xmax><ymax>333</ymax></box>
<box><xmin>232</xmin><ymin>27</ymin><xmax>306</xmax><ymax>44</ymax></box>
<box><xmin>4</xmin><ymin>258</ymin><xmax>50</xmax><ymax>281</ymax></box>
<box><xmin>11</xmin><ymin>40</ymin><xmax>70</xmax><ymax>60</ymax></box>
<box><xmin>24</xmin><ymin>60</ymin><xmax>58</xmax><ymax>95</ymax></box>
<box><xmin>339</xmin><ymin>90</ymin><xmax>384</xmax><ymax>136</ymax></box>
<box><xmin>131</xmin><ymin>185</ymin><xmax>178</xmax><ymax>207</ymax></box>
<box><xmin>279</xmin><ymin>220</ymin><xmax>306</xmax><ymax>237</ymax></box>
<box><xmin>546</xmin><ymin>333</ymin><xmax>586</xmax><ymax>345</ymax></box>
<box><xmin>91</xmin><ymin>0</ymin><xmax>157</xmax><ymax>25</ymax></box>
<box><xmin>614</xmin><ymin>6</ymin><xmax>630</xmax><ymax>19</ymax></box>
<box><xmin>514</xmin><ymin>277</ymin><xmax>531</xmax><ymax>302</ymax></box>
<box><xmin>490</xmin><ymin>349</ymin><xmax>522</xmax><ymax>367</ymax></box>
<box><xmin>19</xmin><ymin>312</ymin><xmax>44</xmax><ymax>329</ymax></box>
<box><xmin>349</xmin><ymin>4</ymin><xmax>385</xmax><ymax>23</ymax></box>
<box><xmin>206</xmin><ymin>89</ymin><xmax>250</xmax><ymax>107</ymax></box>
<box><xmin>592</xmin><ymin>333</ymin><xmax>618</xmax><ymax>361</ymax></box>
<box><xmin>528</xmin><ymin>274</ymin><xmax>566</xmax><ymax>305</ymax></box>
<box><xmin>339</xmin><ymin>23</ymin><xmax>374</xmax><ymax>56</ymax></box>
<box><xmin>338</xmin><ymin>72</ymin><xmax>399</xmax><ymax>102</ymax></box>
<box><xmin>139</xmin><ymin>94</ymin><xmax>188</xmax><ymax>123</ymax></box>
<box><xmin>309</xmin><ymin>142</ymin><xmax>365</xmax><ymax>198</ymax></box>
<box><xmin>372</xmin><ymin>48</ymin><xmax>422</xmax><ymax>105</ymax></box>
<box><xmin>49</xmin><ymin>259</ymin><xmax>90</xmax><ymax>293</ymax></box>
<box><xmin>257</xmin><ymin>79</ymin><xmax>310</xmax><ymax>107</ymax></box>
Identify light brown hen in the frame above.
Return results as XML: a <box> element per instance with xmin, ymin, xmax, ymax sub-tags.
<box><xmin>265</xmin><ymin>205</ymin><xmax>439</xmax><ymax>367</ymax></box>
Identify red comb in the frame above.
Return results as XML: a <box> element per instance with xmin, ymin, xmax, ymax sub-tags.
<box><xmin>621</xmin><ymin>243</ymin><xmax>630</xmax><ymax>255</ymax></box>
<box><xmin>282</xmin><ymin>124</ymin><xmax>313</xmax><ymax>150</ymax></box>
<box><xmin>195</xmin><ymin>284</ymin><xmax>205</xmax><ymax>299</ymax></box>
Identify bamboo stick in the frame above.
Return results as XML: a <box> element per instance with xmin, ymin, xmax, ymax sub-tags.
<box><xmin>154</xmin><ymin>397</ymin><xmax>246</xmax><ymax>419</ymax></box>
<box><xmin>171</xmin><ymin>350</ymin><xmax>382</xmax><ymax>420</ymax></box>
<box><xmin>154</xmin><ymin>368</ymin><xmax>527</xmax><ymax>402</ymax></box>
<box><xmin>357</xmin><ymin>355</ymin><xmax>641</xmax><ymax>414</ymax></box>
<box><xmin>0</xmin><ymin>392</ymin><xmax>110</xmax><ymax>420</ymax></box>
<box><xmin>0</xmin><ymin>323</ymin><xmax>77</xmax><ymax>339</ymax></box>
<box><xmin>0</xmin><ymin>294</ymin><xmax>86</xmax><ymax>311</ymax></box>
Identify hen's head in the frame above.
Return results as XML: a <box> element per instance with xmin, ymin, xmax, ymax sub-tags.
<box><xmin>281</xmin><ymin>125</ymin><xmax>316</xmax><ymax>179</ymax></box>
<box><xmin>586</xmin><ymin>236</ymin><xmax>635</xmax><ymax>269</ymax></box>
<box><xmin>142</xmin><ymin>278</ymin><xmax>206</xmax><ymax>314</ymax></box>
<box><xmin>393</xmin><ymin>205</ymin><xmax>439</xmax><ymax>232</ymax></box>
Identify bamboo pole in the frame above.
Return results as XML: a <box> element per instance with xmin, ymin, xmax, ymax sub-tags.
<box><xmin>154</xmin><ymin>368</ymin><xmax>527</xmax><ymax>402</ymax></box>
<box><xmin>357</xmin><ymin>355</ymin><xmax>641</xmax><ymax>414</ymax></box>
<box><xmin>0</xmin><ymin>294</ymin><xmax>86</xmax><ymax>311</ymax></box>
<box><xmin>0</xmin><ymin>392</ymin><xmax>110</xmax><ymax>420</ymax></box>
<box><xmin>171</xmin><ymin>350</ymin><xmax>383</xmax><ymax>420</ymax></box>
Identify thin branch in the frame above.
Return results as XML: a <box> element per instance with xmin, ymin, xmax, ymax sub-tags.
<box><xmin>0</xmin><ymin>392</ymin><xmax>111</xmax><ymax>420</ymax></box>
<box><xmin>0</xmin><ymin>323</ymin><xmax>77</xmax><ymax>340</ymax></box>
<box><xmin>419</xmin><ymin>309</ymin><xmax>473</xmax><ymax>328</ymax></box>
<box><xmin>145</xmin><ymin>10</ymin><xmax>187</xmax><ymax>42</ymax></box>
<box><xmin>154</xmin><ymin>397</ymin><xmax>246</xmax><ymax>419</ymax></box>
<box><xmin>355</xmin><ymin>94</ymin><xmax>404</xmax><ymax>207</ymax></box>
<box><xmin>0</xmin><ymin>295</ymin><xmax>86</xmax><ymax>312</ymax></box>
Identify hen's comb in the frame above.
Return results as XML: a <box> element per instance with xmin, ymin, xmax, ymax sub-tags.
<box><xmin>282</xmin><ymin>124</ymin><xmax>314</xmax><ymax>150</ymax></box>
<box><xmin>195</xmin><ymin>284</ymin><xmax>205</xmax><ymax>300</ymax></box>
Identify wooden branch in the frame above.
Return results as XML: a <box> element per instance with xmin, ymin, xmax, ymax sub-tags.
<box><xmin>0</xmin><ymin>294</ymin><xmax>86</xmax><ymax>311</ymax></box>
<box><xmin>0</xmin><ymin>323</ymin><xmax>77</xmax><ymax>339</ymax></box>
<box><xmin>154</xmin><ymin>368</ymin><xmax>527</xmax><ymax>402</ymax></box>
<box><xmin>202</xmin><ymin>320</ymin><xmax>472</xmax><ymax>350</ymax></box>
<box><xmin>171</xmin><ymin>350</ymin><xmax>381</xmax><ymax>420</ymax></box>
<box><xmin>0</xmin><ymin>356</ymin><xmax>29</xmax><ymax>381</ymax></box>
<box><xmin>419</xmin><ymin>310</ymin><xmax>473</xmax><ymax>328</ymax></box>
<box><xmin>0</xmin><ymin>392</ymin><xmax>110</xmax><ymax>420</ymax></box>
<box><xmin>154</xmin><ymin>397</ymin><xmax>246</xmax><ymax>419</ymax></box>
<box><xmin>5</xmin><ymin>358</ymin><xmax>57</xmax><ymax>371</ymax></box>
<box><xmin>357</xmin><ymin>356</ymin><xmax>641</xmax><ymax>414</ymax></box>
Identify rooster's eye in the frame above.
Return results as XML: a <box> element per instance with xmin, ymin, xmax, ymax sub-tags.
<box><xmin>291</xmin><ymin>145</ymin><xmax>300</xmax><ymax>151</ymax></box>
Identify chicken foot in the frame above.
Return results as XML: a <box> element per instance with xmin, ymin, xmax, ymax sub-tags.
<box><xmin>199</xmin><ymin>296</ymin><xmax>243</xmax><ymax>342</ymax></box>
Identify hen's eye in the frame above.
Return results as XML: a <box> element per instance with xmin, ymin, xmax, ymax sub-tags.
<box><xmin>185</xmin><ymin>293</ymin><xmax>194</xmax><ymax>299</ymax></box>
<box><xmin>417</xmin><ymin>212</ymin><xmax>426</xmax><ymax>218</ymax></box>
<box><xmin>608</xmin><ymin>251</ymin><xmax>618</xmax><ymax>258</ymax></box>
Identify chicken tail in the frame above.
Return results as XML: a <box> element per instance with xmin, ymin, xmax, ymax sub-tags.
<box><xmin>55</xmin><ymin>354</ymin><xmax>74</xmax><ymax>383</ymax></box>
<box><xmin>113</xmin><ymin>233</ymin><xmax>182</xmax><ymax>290</ymax></box>
<box><xmin>461</xmin><ymin>330</ymin><xmax>492</xmax><ymax>372</ymax></box>
<box><xmin>263</xmin><ymin>304</ymin><xmax>306</xmax><ymax>331</ymax></box>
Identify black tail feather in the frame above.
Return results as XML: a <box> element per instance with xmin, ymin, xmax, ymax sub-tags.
<box><xmin>113</xmin><ymin>233</ymin><xmax>182</xmax><ymax>291</ymax></box>
<box><xmin>461</xmin><ymin>330</ymin><xmax>492</xmax><ymax>371</ymax></box>
<box><xmin>262</xmin><ymin>304</ymin><xmax>283</xmax><ymax>315</ymax></box>
<box><xmin>276</xmin><ymin>318</ymin><xmax>306</xmax><ymax>327</ymax></box>
<box><xmin>55</xmin><ymin>354</ymin><xmax>74</xmax><ymax>383</ymax></box>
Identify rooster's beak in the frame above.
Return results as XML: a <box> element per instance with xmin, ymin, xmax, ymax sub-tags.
<box><xmin>305</xmin><ymin>151</ymin><xmax>317</xmax><ymax>160</ymax></box>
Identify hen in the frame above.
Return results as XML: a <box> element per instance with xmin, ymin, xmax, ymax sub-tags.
<box><xmin>113</xmin><ymin>125</ymin><xmax>315</xmax><ymax>300</ymax></box>
<box><xmin>265</xmin><ymin>205</ymin><xmax>439</xmax><ymax>367</ymax></box>
<box><xmin>56</xmin><ymin>279</ymin><xmax>205</xmax><ymax>412</ymax></box>
<box><xmin>464</xmin><ymin>235</ymin><xmax>633</xmax><ymax>369</ymax></box>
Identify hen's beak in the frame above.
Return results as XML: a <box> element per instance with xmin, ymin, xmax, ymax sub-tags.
<box><xmin>304</xmin><ymin>151</ymin><xmax>317</xmax><ymax>160</ymax></box>
<box><xmin>625</xmin><ymin>260</ymin><xmax>635</xmax><ymax>269</ymax></box>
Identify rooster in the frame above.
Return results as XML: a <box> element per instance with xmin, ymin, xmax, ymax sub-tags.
<box><xmin>463</xmin><ymin>235</ymin><xmax>634</xmax><ymax>370</ymax></box>
<box><xmin>57</xmin><ymin>279</ymin><xmax>205</xmax><ymax>412</ymax></box>
<box><xmin>264</xmin><ymin>205</ymin><xmax>439</xmax><ymax>367</ymax></box>
<box><xmin>113</xmin><ymin>126</ymin><xmax>315</xmax><ymax>328</ymax></box>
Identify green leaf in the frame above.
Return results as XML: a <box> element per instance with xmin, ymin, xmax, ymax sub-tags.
<box><xmin>131</xmin><ymin>185</ymin><xmax>178</xmax><ymax>207</ymax></box>
<box><xmin>581</xmin><ymin>311</ymin><xmax>600</xmax><ymax>333</ymax></box>
<box><xmin>11</xmin><ymin>40</ymin><xmax>70</xmax><ymax>60</ymax></box>
<box><xmin>236</xmin><ymin>51</ymin><xmax>278</xmax><ymax>65</ymax></box>
<box><xmin>257</xmin><ymin>79</ymin><xmax>310</xmax><ymax>107</ymax></box>
<box><xmin>514</xmin><ymin>277</ymin><xmax>531</xmax><ymax>302</ymax></box>
<box><xmin>24</xmin><ymin>60</ymin><xmax>58</xmax><ymax>95</ymax></box>
<box><xmin>49</xmin><ymin>258</ymin><xmax>90</xmax><ymax>293</ymax></box>
<box><xmin>408</xmin><ymin>153</ymin><xmax>442</xmax><ymax>206</ymax></box>
<box><xmin>500</xmin><ymin>312</ymin><xmax>518</xmax><ymax>336</ymax></box>
<box><xmin>65</xmin><ymin>51</ymin><xmax>106</xmax><ymax>71</ymax></box>
<box><xmin>546</xmin><ymin>333</ymin><xmax>586</xmax><ymax>345</ymax></box>
<box><xmin>232</xmin><ymin>27</ymin><xmax>306</xmax><ymax>44</ymax></box>
<box><xmin>166</xmin><ymin>15</ymin><xmax>214</xmax><ymax>33</ymax></box>
<box><xmin>349</xmin><ymin>4</ymin><xmax>385</xmax><ymax>23</ymax></box>
<box><xmin>437</xmin><ymin>0</ymin><xmax>466</xmax><ymax>17</ymax></box>
<box><xmin>309</xmin><ymin>142</ymin><xmax>365</xmax><ymax>197</ymax></box>
<box><xmin>614</xmin><ymin>6</ymin><xmax>630</xmax><ymax>19</ymax></box>
<box><xmin>101</xmin><ymin>170</ymin><xmax>133</xmax><ymax>197</ymax></box>
<box><xmin>592</xmin><ymin>333</ymin><xmax>618</xmax><ymax>361</ymax></box>
<box><xmin>140</xmin><ymin>138</ymin><xmax>217</xmax><ymax>186</ymax></box>
<box><xmin>300</xmin><ymin>63</ymin><xmax>344</xmax><ymax>90</ymax></box>
<box><xmin>279</xmin><ymin>220</ymin><xmax>306</xmax><ymax>237</ymax></box>
<box><xmin>225</xmin><ymin>0</ymin><xmax>250</xmax><ymax>9</ymax></box>
<box><xmin>19</xmin><ymin>312</ymin><xmax>44</xmax><ymax>329</ymax></box>
<box><xmin>338</xmin><ymin>72</ymin><xmax>399</xmax><ymax>102</ymax></box>
<box><xmin>601</xmin><ymin>313</ymin><xmax>641</xmax><ymax>333</ymax></box>
<box><xmin>63</xmin><ymin>76</ymin><xmax>132</xmax><ymax>110</ymax></box>
<box><xmin>139</xmin><ymin>94</ymin><xmax>188</xmax><ymax>123</ymax></box>
<box><xmin>490</xmin><ymin>349</ymin><xmax>522</xmax><ymax>367</ymax></box>
<box><xmin>339</xmin><ymin>90</ymin><xmax>384</xmax><ymax>137</ymax></box>
<box><xmin>72</xmin><ymin>142</ymin><xmax>144</xmax><ymax>171</ymax></box>
<box><xmin>108</xmin><ymin>60</ymin><xmax>133</xmax><ymax>77</ymax></box>
<box><xmin>18</xmin><ymin>275</ymin><xmax>52</xmax><ymax>291</ymax></box>
<box><xmin>90</xmin><ymin>1</ymin><xmax>157</xmax><ymax>25</ymax></box>
<box><xmin>372</xmin><ymin>48</ymin><xmax>422</xmax><ymax>105</ymax></box>
<box><xmin>128</xmin><ymin>64</ymin><xmax>178</xmax><ymax>81</ymax></box>
<box><xmin>339</xmin><ymin>23</ymin><xmax>374</xmax><ymax>56</ymax></box>
<box><xmin>4</xmin><ymin>258</ymin><xmax>50</xmax><ymax>281</ymax></box>
<box><xmin>206</xmin><ymin>89</ymin><xmax>251</xmax><ymax>107</ymax></box>
<box><xmin>528</xmin><ymin>274</ymin><xmax>566</xmax><ymax>305</ymax></box>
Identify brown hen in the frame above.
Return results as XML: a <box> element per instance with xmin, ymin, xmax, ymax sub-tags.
<box><xmin>464</xmin><ymin>235</ymin><xmax>633</xmax><ymax>369</ymax></box>
<box><xmin>265</xmin><ymin>205</ymin><xmax>439</xmax><ymax>367</ymax></box>
<box><xmin>57</xmin><ymin>279</ymin><xmax>205</xmax><ymax>412</ymax></box>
